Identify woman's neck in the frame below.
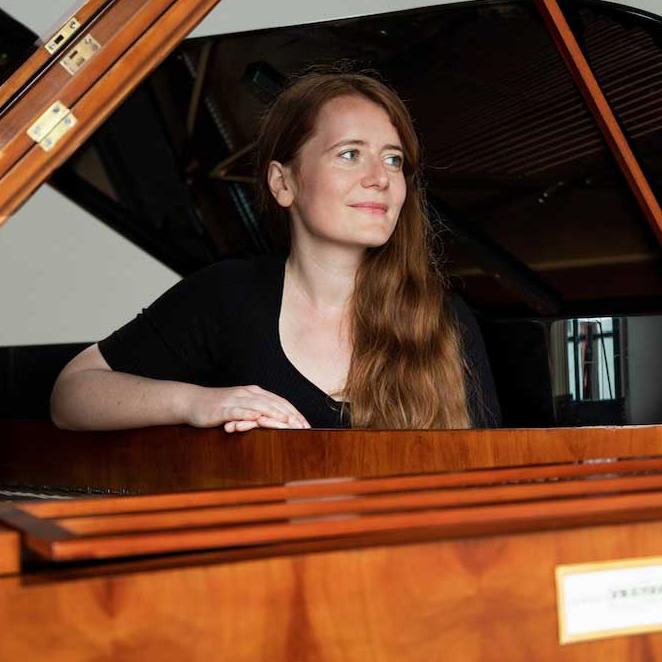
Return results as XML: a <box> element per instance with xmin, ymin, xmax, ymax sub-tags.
<box><xmin>285</xmin><ymin>247</ymin><xmax>361</xmax><ymax>316</ymax></box>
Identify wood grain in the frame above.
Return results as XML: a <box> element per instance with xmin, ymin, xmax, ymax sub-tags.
<box><xmin>2</xmin><ymin>520</ymin><xmax>662</xmax><ymax>660</ymax></box>
<box><xmin>37</xmin><ymin>490</ymin><xmax>662</xmax><ymax>561</ymax></box>
<box><xmin>0</xmin><ymin>0</ymin><xmax>171</xmax><ymax>179</ymax></box>
<box><xmin>50</xmin><ymin>472</ymin><xmax>662</xmax><ymax>536</ymax></box>
<box><xmin>0</xmin><ymin>0</ymin><xmax>223</xmax><ymax>224</ymax></box>
<box><xmin>0</xmin><ymin>0</ymin><xmax>113</xmax><ymax>111</ymax></box>
<box><xmin>0</xmin><ymin>525</ymin><xmax>19</xmax><ymax>577</ymax></box>
<box><xmin>2</xmin><ymin>421</ymin><xmax>661</xmax><ymax>495</ymax></box>
<box><xmin>536</xmin><ymin>0</ymin><xmax>662</xmax><ymax>246</ymax></box>
<box><xmin>18</xmin><ymin>453</ymin><xmax>662</xmax><ymax>518</ymax></box>
<box><xmin>7</xmin><ymin>455</ymin><xmax>662</xmax><ymax>562</ymax></box>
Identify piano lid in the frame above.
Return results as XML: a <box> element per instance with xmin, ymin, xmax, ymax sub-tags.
<box><xmin>0</xmin><ymin>0</ymin><xmax>223</xmax><ymax>223</ymax></box>
<box><xmin>27</xmin><ymin>0</ymin><xmax>658</xmax><ymax>315</ymax></box>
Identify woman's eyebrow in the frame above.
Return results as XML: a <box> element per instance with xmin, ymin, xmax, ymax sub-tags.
<box><xmin>326</xmin><ymin>139</ymin><xmax>403</xmax><ymax>152</ymax></box>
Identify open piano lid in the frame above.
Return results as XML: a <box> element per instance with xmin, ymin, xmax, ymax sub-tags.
<box><xmin>0</xmin><ymin>0</ymin><xmax>222</xmax><ymax>223</ymax></box>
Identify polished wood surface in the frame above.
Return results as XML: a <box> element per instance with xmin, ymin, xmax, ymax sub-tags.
<box><xmin>0</xmin><ymin>0</ymin><xmax>223</xmax><ymax>224</ymax></box>
<box><xmin>0</xmin><ymin>525</ymin><xmax>19</xmax><ymax>576</ymax></box>
<box><xmin>536</xmin><ymin>0</ymin><xmax>662</xmax><ymax>245</ymax></box>
<box><xmin>2</xmin><ymin>421</ymin><xmax>661</xmax><ymax>494</ymax></box>
<box><xmin>5</xmin><ymin>437</ymin><xmax>662</xmax><ymax>658</ymax></box>
<box><xmin>6</xmin><ymin>455</ymin><xmax>662</xmax><ymax>562</ymax></box>
<box><xmin>2</xmin><ymin>518</ymin><xmax>662</xmax><ymax>659</ymax></box>
<box><xmin>0</xmin><ymin>0</ymin><xmax>113</xmax><ymax>111</ymax></box>
<box><xmin>20</xmin><ymin>454</ymin><xmax>662</xmax><ymax>518</ymax></box>
<box><xmin>0</xmin><ymin>0</ymin><xmax>167</xmax><ymax>179</ymax></box>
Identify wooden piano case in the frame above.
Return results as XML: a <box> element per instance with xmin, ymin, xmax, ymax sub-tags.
<box><xmin>0</xmin><ymin>0</ymin><xmax>111</xmax><ymax>111</ymax></box>
<box><xmin>0</xmin><ymin>0</ymin><xmax>223</xmax><ymax>223</ymax></box>
<box><xmin>1</xmin><ymin>422</ymin><xmax>662</xmax><ymax>495</ymax></box>
<box><xmin>4</xmin><ymin>455</ymin><xmax>662</xmax><ymax>660</ymax></box>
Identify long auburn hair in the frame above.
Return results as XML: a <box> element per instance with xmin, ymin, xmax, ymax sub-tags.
<box><xmin>255</xmin><ymin>71</ymin><xmax>471</xmax><ymax>429</ymax></box>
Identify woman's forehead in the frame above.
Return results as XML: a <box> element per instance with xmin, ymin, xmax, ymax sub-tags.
<box><xmin>310</xmin><ymin>95</ymin><xmax>402</xmax><ymax>149</ymax></box>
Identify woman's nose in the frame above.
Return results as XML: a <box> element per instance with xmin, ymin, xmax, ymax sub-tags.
<box><xmin>361</xmin><ymin>157</ymin><xmax>389</xmax><ymax>189</ymax></box>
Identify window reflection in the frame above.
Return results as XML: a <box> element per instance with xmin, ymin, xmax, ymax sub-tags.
<box><xmin>550</xmin><ymin>316</ymin><xmax>662</xmax><ymax>425</ymax></box>
<box><xmin>565</xmin><ymin>317</ymin><xmax>620</xmax><ymax>402</ymax></box>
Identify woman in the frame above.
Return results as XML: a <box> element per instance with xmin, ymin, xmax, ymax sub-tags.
<box><xmin>50</xmin><ymin>71</ymin><xmax>499</xmax><ymax>432</ymax></box>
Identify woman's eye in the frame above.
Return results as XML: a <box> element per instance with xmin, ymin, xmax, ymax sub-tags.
<box><xmin>385</xmin><ymin>154</ymin><xmax>403</xmax><ymax>169</ymax></box>
<box><xmin>338</xmin><ymin>149</ymin><xmax>359</xmax><ymax>161</ymax></box>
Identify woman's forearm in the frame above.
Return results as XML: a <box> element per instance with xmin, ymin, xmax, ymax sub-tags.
<box><xmin>50</xmin><ymin>369</ymin><xmax>196</xmax><ymax>431</ymax></box>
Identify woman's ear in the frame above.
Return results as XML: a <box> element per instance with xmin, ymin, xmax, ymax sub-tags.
<box><xmin>267</xmin><ymin>161</ymin><xmax>295</xmax><ymax>208</ymax></box>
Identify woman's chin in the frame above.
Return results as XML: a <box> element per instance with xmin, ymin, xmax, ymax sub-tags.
<box><xmin>360</xmin><ymin>229</ymin><xmax>396</xmax><ymax>247</ymax></box>
<box><xmin>318</xmin><ymin>228</ymin><xmax>394</xmax><ymax>250</ymax></box>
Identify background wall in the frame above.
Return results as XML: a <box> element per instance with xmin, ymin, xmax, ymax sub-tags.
<box><xmin>0</xmin><ymin>187</ymin><xmax>179</xmax><ymax>345</ymax></box>
<box><xmin>3</xmin><ymin>0</ymin><xmax>660</xmax><ymax>39</ymax></box>
<box><xmin>3</xmin><ymin>0</ymin><xmax>451</xmax><ymax>39</ymax></box>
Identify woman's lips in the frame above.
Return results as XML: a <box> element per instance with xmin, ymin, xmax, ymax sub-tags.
<box><xmin>349</xmin><ymin>203</ymin><xmax>388</xmax><ymax>215</ymax></box>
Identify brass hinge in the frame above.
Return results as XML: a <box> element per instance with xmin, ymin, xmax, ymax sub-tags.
<box><xmin>26</xmin><ymin>101</ymin><xmax>78</xmax><ymax>152</ymax></box>
<box><xmin>60</xmin><ymin>34</ymin><xmax>101</xmax><ymax>75</ymax></box>
<box><xmin>44</xmin><ymin>17</ymin><xmax>81</xmax><ymax>55</ymax></box>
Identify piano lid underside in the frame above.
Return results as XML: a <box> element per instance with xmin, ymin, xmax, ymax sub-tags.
<box><xmin>39</xmin><ymin>1</ymin><xmax>662</xmax><ymax>318</ymax></box>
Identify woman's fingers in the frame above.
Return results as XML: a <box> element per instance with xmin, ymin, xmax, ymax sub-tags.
<box><xmin>243</xmin><ymin>386</ymin><xmax>311</xmax><ymax>428</ymax></box>
<box><xmin>224</xmin><ymin>415</ymin><xmax>309</xmax><ymax>433</ymax></box>
<box><xmin>236</xmin><ymin>420</ymin><xmax>259</xmax><ymax>431</ymax></box>
<box><xmin>224</xmin><ymin>420</ymin><xmax>259</xmax><ymax>432</ymax></box>
<box><xmin>189</xmin><ymin>386</ymin><xmax>312</xmax><ymax>429</ymax></box>
<box><xmin>257</xmin><ymin>415</ymin><xmax>290</xmax><ymax>428</ymax></box>
<box><xmin>226</xmin><ymin>406</ymin><xmax>264</xmax><ymax>421</ymax></box>
<box><xmin>237</xmin><ymin>391</ymin><xmax>309</xmax><ymax>428</ymax></box>
<box><xmin>232</xmin><ymin>397</ymin><xmax>292</xmax><ymax>425</ymax></box>
<box><xmin>255</xmin><ymin>397</ymin><xmax>308</xmax><ymax>428</ymax></box>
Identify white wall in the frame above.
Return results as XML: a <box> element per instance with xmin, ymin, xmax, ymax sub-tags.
<box><xmin>2</xmin><ymin>0</ymin><xmax>453</xmax><ymax>39</ymax></box>
<box><xmin>0</xmin><ymin>186</ymin><xmax>179</xmax><ymax>345</ymax></box>
<box><xmin>3</xmin><ymin>0</ymin><xmax>660</xmax><ymax>39</ymax></box>
<box><xmin>192</xmin><ymin>0</ymin><xmax>662</xmax><ymax>36</ymax></box>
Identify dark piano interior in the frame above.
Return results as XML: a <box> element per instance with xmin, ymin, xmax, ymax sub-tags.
<box><xmin>1</xmin><ymin>0</ymin><xmax>661</xmax><ymax>427</ymax></box>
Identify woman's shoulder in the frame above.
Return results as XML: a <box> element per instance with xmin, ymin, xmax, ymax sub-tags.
<box><xmin>184</xmin><ymin>254</ymin><xmax>284</xmax><ymax>297</ymax></box>
<box><xmin>194</xmin><ymin>254</ymin><xmax>276</xmax><ymax>279</ymax></box>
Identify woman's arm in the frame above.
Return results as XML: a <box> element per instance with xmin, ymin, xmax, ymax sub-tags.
<box><xmin>50</xmin><ymin>344</ymin><xmax>310</xmax><ymax>431</ymax></box>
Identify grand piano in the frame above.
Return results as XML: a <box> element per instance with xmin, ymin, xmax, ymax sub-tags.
<box><xmin>1</xmin><ymin>0</ymin><xmax>662</xmax><ymax>659</ymax></box>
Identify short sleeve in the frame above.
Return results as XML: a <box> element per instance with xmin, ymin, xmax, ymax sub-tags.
<box><xmin>98</xmin><ymin>260</ymin><xmax>251</xmax><ymax>385</ymax></box>
<box><xmin>449</xmin><ymin>294</ymin><xmax>502</xmax><ymax>428</ymax></box>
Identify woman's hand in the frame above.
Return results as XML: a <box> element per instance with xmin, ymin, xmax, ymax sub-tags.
<box><xmin>183</xmin><ymin>384</ymin><xmax>311</xmax><ymax>431</ymax></box>
<box><xmin>223</xmin><ymin>416</ymin><xmax>295</xmax><ymax>433</ymax></box>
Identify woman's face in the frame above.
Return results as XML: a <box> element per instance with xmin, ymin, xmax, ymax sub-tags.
<box><xmin>269</xmin><ymin>94</ymin><xmax>407</xmax><ymax>252</ymax></box>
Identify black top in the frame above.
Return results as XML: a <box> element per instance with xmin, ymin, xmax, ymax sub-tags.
<box><xmin>98</xmin><ymin>254</ymin><xmax>501</xmax><ymax>428</ymax></box>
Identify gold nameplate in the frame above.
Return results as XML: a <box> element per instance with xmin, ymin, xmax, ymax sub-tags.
<box><xmin>556</xmin><ymin>556</ymin><xmax>662</xmax><ymax>644</ymax></box>
<box><xmin>27</xmin><ymin>102</ymin><xmax>78</xmax><ymax>152</ymax></box>
<box><xmin>44</xmin><ymin>17</ymin><xmax>81</xmax><ymax>55</ymax></box>
<box><xmin>60</xmin><ymin>34</ymin><xmax>101</xmax><ymax>75</ymax></box>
